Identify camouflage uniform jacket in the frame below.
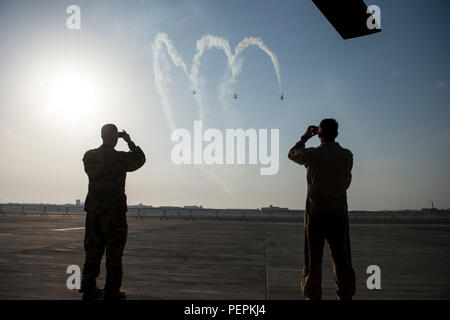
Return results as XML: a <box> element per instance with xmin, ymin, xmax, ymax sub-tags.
<box><xmin>83</xmin><ymin>142</ymin><xmax>146</xmax><ymax>212</ymax></box>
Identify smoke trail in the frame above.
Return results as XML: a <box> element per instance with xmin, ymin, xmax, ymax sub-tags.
<box><xmin>152</xmin><ymin>33</ymin><xmax>283</xmax><ymax>129</ymax></box>
<box><xmin>189</xmin><ymin>36</ymin><xmax>283</xmax><ymax>103</ymax></box>
<box><xmin>152</xmin><ymin>33</ymin><xmax>190</xmax><ymax>131</ymax></box>
<box><xmin>199</xmin><ymin>165</ymin><xmax>233</xmax><ymax>194</ymax></box>
<box><xmin>233</xmin><ymin>37</ymin><xmax>283</xmax><ymax>95</ymax></box>
<box><xmin>152</xmin><ymin>33</ymin><xmax>283</xmax><ymax>194</ymax></box>
<box><xmin>190</xmin><ymin>35</ymin><xmax>235</xmax><ymax>119</ymax></box>
<box><xmin>154</xmin><ymin>33</ymin><xmax>190</xmax><ymax>78</ymax></box>
<box><xmin>191</xmin><ymin>35</ymin><xmax>234</xmax><ymax>92</ymax></box>
<box><xmin>218</xmin><ymin>57</ymin><xmax>243</xmax><ymax>112</ymax></box>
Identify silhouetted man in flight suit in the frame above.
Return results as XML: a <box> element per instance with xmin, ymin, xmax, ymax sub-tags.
<box><xmin>81</xmin><ymin>124</ymin><xmax>146</xmax><ymax>300</ymax></box>
<box><xmin>288</xmin><ymin>119</ymin><xmax>355</xmax><ymax>300</ymax></box>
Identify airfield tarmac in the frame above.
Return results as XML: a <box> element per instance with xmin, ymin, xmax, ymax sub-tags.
<box><xmin>0</xmin><ymin>214</ymin><xmax>449</xmax><ymax>300</ymax></box>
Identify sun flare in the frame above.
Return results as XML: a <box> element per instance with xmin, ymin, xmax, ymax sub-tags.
<box><xmin>41</xmin><ymin>71</ymin><xmax>100</xmax><ymax>123</ymax></box>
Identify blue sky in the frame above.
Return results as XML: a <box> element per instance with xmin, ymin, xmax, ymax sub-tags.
<box><xmin>0</xmin><ymin>0</ymin><xmax>449</xmax><ymax>210</ymax></box>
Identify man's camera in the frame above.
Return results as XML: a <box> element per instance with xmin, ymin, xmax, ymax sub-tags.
<box><xmin>118</xmin><ymin>131</ymin><xmax>125</xmax><ymax>138</ymax></box>
<box><xmin>311</xmin><ymin>126</ymin><xmax>319</xmax><ymax>135</ymax></box>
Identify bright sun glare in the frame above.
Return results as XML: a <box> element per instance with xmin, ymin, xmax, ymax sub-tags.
<box><xmin>42</xmin><ymin>71</ymin><xmax>100</xmax><ymax>123</ymax></box>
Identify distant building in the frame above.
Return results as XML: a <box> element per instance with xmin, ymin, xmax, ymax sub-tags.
<box><xmin>76</xmin><ymin>199</ymin><xmax>81</xmax><ymax>206</ymax></box>
<box><xmin>421</xmin><ymin>201</ymin><xmax>438</xmax><ymax>212</ymax></box>
<box><xmin>183</xmin><ymin>205</ymin><xmax>204</xmax><ymax>209</ymax></box>
<box><xmin>261</xmin><ymin>205</ymin><xmax>288</xmax><ymax>211</ymax></box>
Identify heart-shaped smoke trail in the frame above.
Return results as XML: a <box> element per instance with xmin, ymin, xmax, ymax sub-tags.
<box><xmin>152</xmin><ymin>33</ymin><xmax>283</xmax><ymax>130</ymax></box>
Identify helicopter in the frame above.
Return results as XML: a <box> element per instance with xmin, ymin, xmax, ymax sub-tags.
<box><xmin>233</xmin><ymin>93</ymin><xmax>238</xmax><ymax>99</ymax></box>
<box><xmin>192</xmin><ymin>90</ymin><xmax>196</xmax><ymax>95</ymax></box>
<box><xmin>280</xmin><ymin>93</ymin><xmax>285</xmax><ymax>100</ymax></box>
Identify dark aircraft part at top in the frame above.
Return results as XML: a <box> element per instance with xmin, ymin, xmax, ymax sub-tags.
<box><xmin>312</xmin><ymin>0</ymin><xmax>381</xmax><ymax>39</ymax></box>
<box><xmin>233</xmin><ymin>93</ymin><xmax>237</xmax><ymax>99</ymax></box>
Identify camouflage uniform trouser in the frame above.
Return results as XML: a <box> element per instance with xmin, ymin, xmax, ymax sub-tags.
<box><xmin>81</xmin><ymin>209</ymin><xmax>127</xmax><ymax>296</ymax></box>
<box><xmin>301</xmin><ymin>196</ymin><xmax>356</xmax><ymax>300</ymax></box>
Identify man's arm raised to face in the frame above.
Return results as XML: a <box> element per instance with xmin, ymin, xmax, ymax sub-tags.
<box><xmin>288</xmin><ymin>126</ymin><xmax>317</xmax><ymax>166</ymax></box>
<box><xmin>119</xmin><ymin>131</ymin><xmax>146</xmax><ymax>172</ymax></box>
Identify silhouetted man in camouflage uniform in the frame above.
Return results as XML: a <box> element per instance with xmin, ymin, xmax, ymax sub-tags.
<box><xmin>81</xmin><ymin>124</ymin><xmax>146</xmax><ymax>300</ymax></box>
<box><xmin>288</xmin><ymin>119</ymin><xmax>355</xmax><ymax>300</ymax></box>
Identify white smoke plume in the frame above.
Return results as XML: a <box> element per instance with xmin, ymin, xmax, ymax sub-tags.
<box><xmin>152</xmin><ymin>33</ymin><xmax>283</xmax><ymax>129</ymax></box>
<box><xmin>152</xmin><ymin>33</ymin><xmax>283</xmax><ymax>194</ymax></box>
<box><xmin>190</xmin><ymin>35</ymin><xmax>234</xmax><ymax>119</ymax></box>
<box><xmin>233</xmin><ymin>37</ymin><xmax>283</xmax><ymax>96</ymax></box>
<box><xmin>152</xmin><ymin>33</ymin><xmax>190</xmax><ymax>131</ymax></box>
